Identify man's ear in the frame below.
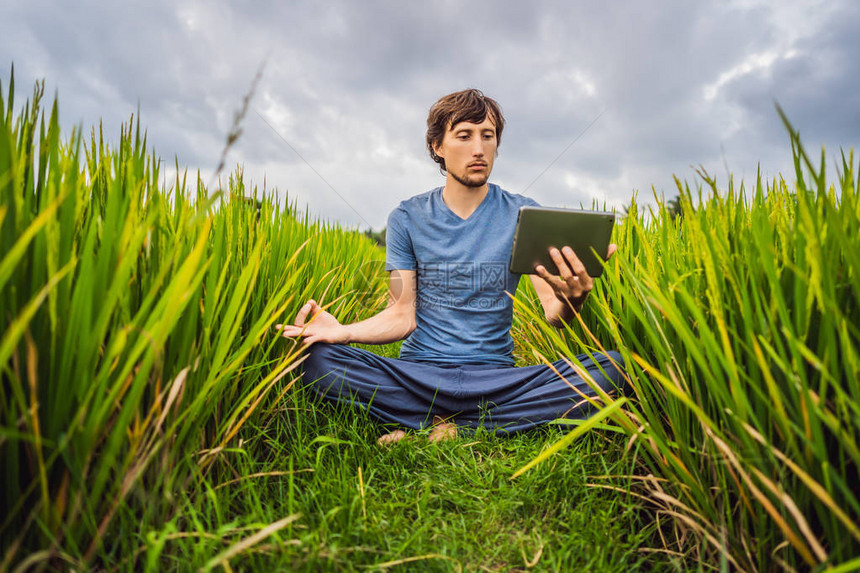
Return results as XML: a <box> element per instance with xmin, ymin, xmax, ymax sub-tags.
<box><xmin>433</xmin><ymin>142</ymin><xmax>444</xmax><ymax>159</ymax></box>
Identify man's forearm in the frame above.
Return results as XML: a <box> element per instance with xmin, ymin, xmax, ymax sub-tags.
<box><xmin>341</xmin><ymin>304</ymin><xmax>416</xmax><ymax>345</ymax></box>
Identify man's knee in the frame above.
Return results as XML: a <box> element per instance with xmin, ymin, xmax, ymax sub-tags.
<box><xmin>300</xmin><ymin>343</ymin><xmax>352</xmax><ymax>403</ymax></box>
<box><xmin>599</xmin><ymin>350</ymin><xmax>630</xmax><ymax>396</ymax></box>
<box><xmin>301</xmin><ymin>342</ymin><xmax>340</xmax><ymax>382</ymax></box>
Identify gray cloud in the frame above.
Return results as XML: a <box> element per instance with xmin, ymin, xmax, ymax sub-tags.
<box><xmin>1</xmin><ymin>0</ymin><xmax>855</xmax><ymax>228</ymax></box>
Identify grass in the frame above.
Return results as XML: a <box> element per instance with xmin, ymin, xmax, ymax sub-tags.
<box><xmin>0</xmin><ymin>70</ymin><xmax>668</xmax><ymax>572</ymax></box>
<box><xmin>3</xmin><ymin>65</ymin><xmax>859</xmax><ymax>572</ymax></box>
<box><xmin>121</xmin><ymin>389</ymin><xmax>659</xmax><ymax>572</ymax></box>
<box><xmin>512</xmin><ymin>113</ymin><xmax>860</xmax><ymax>569</ymax></box>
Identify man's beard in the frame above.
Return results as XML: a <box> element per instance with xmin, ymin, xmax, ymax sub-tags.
<box><xmin>450</xmin><ymin>170</ymin><xmax>488</xmax><ymax>188</ymax></box>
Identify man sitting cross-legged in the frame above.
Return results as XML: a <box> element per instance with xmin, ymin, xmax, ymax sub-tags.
<box><xmin>277</xmin><ymin>89</ymin><xmax>627</xmax><ymax>444</ymax></box>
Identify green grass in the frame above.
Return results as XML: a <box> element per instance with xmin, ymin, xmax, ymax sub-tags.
<box><xmin>112</xmin><ymin>388</ymin><xmax>660</xmax><ymax>572</ymax></box>
<box><xmin>0</xmin><ymin>71</ymin><xmax>671</xmax><ymax>572</ymax></box>
<box><xmin>3</xmin><ymin>66</ymin><xmax>859</xmax><ymax>572</ymax></box>
<box><xmin>512</xmin><ymin>113</ymin><xmax>860</xmax><ymax>569</ymax></box>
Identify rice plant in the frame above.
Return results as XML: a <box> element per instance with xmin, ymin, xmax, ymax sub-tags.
<box><xmin>512</xmin><ymin>113</ymin><xmax>859</xmax><ymax>570</ymax></box>
<box><xmin>2</xmin><ymin>70</ymin><xmax>664</xmax><ymax>572</ymax></box>
<box><xmin>5</xmin><ymin>63</ymin><xmax>857</xmax><ymax>571</ymax></box>
<box><xmin>0</xmin><ymin>73</ymin><xmax>388</xmax><ymax>568</ymax></box>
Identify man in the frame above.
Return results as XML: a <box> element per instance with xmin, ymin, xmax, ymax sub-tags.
<box><xmin>277</xmin><ymin>89</ymin><xmax>625</xmax><ymax>444</ymax></box>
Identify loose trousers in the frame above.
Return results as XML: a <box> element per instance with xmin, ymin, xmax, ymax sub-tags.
<box><xmin>301</xmin><ymin>343</ymin><xmax>627</xmax><ymax>434</ymax></box>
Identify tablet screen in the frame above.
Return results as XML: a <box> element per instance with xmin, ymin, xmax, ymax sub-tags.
<box><xmin>508</xmin><ymin>207</ymin><xmax>615</xmax><ymax>277</ymax></box>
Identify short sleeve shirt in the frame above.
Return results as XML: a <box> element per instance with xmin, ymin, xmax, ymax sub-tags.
<box><xmin>386</xmin><ymin>184</ymin><xmax>540</xmax><ymax>366</ymax></box>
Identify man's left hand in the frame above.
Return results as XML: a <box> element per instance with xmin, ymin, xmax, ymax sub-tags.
<box><xmin>534</xmin><ymin>244</ymin><xmax>617</xmax><ymax>310</ymax></box>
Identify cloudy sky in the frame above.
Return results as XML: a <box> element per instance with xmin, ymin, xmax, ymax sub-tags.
<box><xmin>1</xmin><ymin>0</ymin><xmax>857</xmax><ymax>230</ymax></box>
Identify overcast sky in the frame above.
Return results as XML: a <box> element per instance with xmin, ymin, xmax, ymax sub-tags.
<box><xmin>1</xmin><ymin>0</ymin><xmax>857</xmax><ymax>230</ymax></box>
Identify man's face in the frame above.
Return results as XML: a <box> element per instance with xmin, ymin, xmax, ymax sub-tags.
<box><xmin>434</xmin><ymin>117</ymin><xmax>497</xmax><ymax>188</ymax></box>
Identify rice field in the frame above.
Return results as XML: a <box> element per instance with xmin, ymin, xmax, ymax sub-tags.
<box><xmin>1</xmin><ymin>72</ymin><xmax>858</xmax><ymax>571</ymax></box>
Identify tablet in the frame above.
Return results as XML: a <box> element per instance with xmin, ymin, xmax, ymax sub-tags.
<box><xmin>509</xmin><ymin>206</ymin><xmax>616</xmax><ymax>277</ymax></box>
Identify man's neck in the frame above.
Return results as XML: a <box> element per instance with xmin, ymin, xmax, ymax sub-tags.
<box><xmin>441</xmin><ymin>179</ymin><xmax>489</xmax><ymax>220</ymax></box>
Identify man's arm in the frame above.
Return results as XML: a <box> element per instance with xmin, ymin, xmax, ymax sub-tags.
<box><xmin>276</xmin><ymin>269</ymin><xmax>417</xmax><ymax>345</ymax></box>
<box><xmin>528</xmin><ymin>244</ymin><xmax>617</xmax><ymax>328</ymax></box>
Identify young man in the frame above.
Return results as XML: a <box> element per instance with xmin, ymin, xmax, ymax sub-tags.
<box><xmin>278</xmin><ymin>89</ymin><xmax>625</xmax><ymax>444</ymax></box>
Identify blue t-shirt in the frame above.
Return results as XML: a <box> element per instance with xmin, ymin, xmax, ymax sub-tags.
<box><xmin>386</xmin><ymin>183</ymin><xmax>540</xmax><ymax>366</ymax></box>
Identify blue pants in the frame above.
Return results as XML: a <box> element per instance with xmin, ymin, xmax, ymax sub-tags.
<box><xmin>301</xmin><ymin>343</ymin><xmax>627</xmax><ymax>434</ymax></box>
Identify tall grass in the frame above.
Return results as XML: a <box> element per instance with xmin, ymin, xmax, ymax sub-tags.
<box><xmin>5</xmin><ymin>65</ymin><xmax>858</xmax><ymax>571</ymax></box>
<box><xmin>1</xmin><ymin>74</ymin><xmax>660</xmax><ymax>572</ymax></box>
<box><xmin>0</xmin><ymin>75</ymin><xmax>387</xmax><ymax>567</ymax></box>
<box><xmin>513</xmin><ymin>115</ymin><xmax>859</xmax><ymax>570</ymax></box>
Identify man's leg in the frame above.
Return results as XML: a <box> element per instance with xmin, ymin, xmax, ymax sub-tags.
<box><xmin>452</xmin><ymin>350</ymin><xmax>627</xmax><ymax>434</ymax></box>
<box><xmin>301</xmin><ymin>343</ymin><xmax>463</xmax><ymax>431</ymax></box>
<box><xmin>301</xmin><ymin>343</ymin><xmax>627</xmax><ymax>437</ymax></box>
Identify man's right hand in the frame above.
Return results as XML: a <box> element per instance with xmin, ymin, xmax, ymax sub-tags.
<box><xmin>275</xmin><ymin>299</ymin><xmax>349</xmax><ymax>346</ymax></box>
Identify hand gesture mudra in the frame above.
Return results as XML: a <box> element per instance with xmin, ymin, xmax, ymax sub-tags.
<box><xmin>275</xmin><ymin>299</ymin><xmax>349</xmax><ymax>346</ymax></box>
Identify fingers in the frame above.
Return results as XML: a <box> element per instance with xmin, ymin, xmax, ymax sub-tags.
<box><xmin>547</xmin><ymin>244</ymin><xmax>620</xmax><ymax>275</ymax></box>
<box><xmin>293</xmin><ymin>299</ymin><xmax>317</xmax><ymax>326</ymax></box>
<box><xmin>275</xmin><ymin>298</ymin><xmax>320</xmax><ymax>339</ymax></box>
<box><xmin>606</xmin><ymin>243</ymin><xmax>617</xmax><ymax>260</ymax></box>
<box><xmin>550</xmin><ymin>247</ymin><xmax>588</xmax><ymax>282</ymax></box>
<box><xmin>534</xmin><ymin>263</ymin><xmax>563</xmax><ymax>288</ymax></box>
<box><xmin>307</xmin><ymin>300</ymin><xmax>324</xmax><ymax>321</ymax></box>
<box><xmin>548</xmin><ymin>247</ymin><xmax>574</xmax><ymax>282</ymax></box>
<box><xmin>274</xmin><ymin>323</ymin><xmax>303</xmax><ymax>338</ymax></box>
<box><xmin>547</xmin><ymin>247</ymin><xmax>594</xmax><ymax>300</ymax></box>
<box><xmin>274</xmin><ymin>322</ymin><xmax>322</xmax><ymax>348</ymax></box>
<box><xmin>561</xmin><ymin>246</ymin><xmax>588</xmax><ymax>277</ymax></box>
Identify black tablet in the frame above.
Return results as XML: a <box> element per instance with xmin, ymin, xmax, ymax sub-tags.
<box><xmin>509</xmin><ymin>206</ymin><xmax>616</xmax><ymax>277</ymax></box>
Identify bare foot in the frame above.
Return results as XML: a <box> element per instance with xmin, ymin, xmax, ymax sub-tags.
<box><xmin>428</xmin><ymin>415</ymin><xmax>457</xmax><ymax>443</ymax></box>
<box><xmin>377</xmin><ymin>429</ymin><xmax>408</xmax><ymax>446</ymax></box>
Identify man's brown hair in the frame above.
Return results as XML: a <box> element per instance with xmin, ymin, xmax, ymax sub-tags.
<box><xmin>425</xmin><ymin>88</ymin><xmax>505</xmax><ymax>172</ymax></box>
